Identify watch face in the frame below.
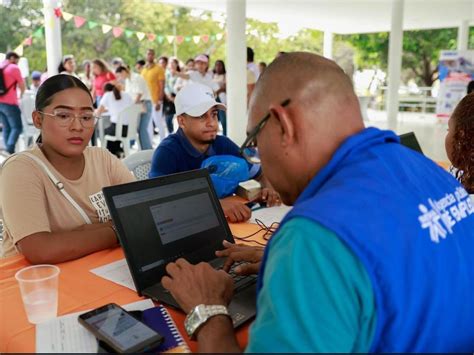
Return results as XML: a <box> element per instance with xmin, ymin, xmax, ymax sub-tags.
<box><xmin>188</xmin><ymin>310</ymin><xmax>200</xmax><ymax>324</ymax></box>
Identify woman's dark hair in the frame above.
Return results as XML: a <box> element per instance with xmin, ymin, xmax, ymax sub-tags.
<box><xmin>185</xmin><ymin>58</ymin><xmax>194</xmax><ymax>65</ymax></box>
<box><xmin>36</xmin><ymin>74</ymin><xmax>92</xmax><ymax>111</ymax></box>
<box><xmin>213</xmin><ymin>60</ymin><xmax>226</xmax><ymax>75</ymax></box>
<box><xmin>35</xmin><ymin>74</ymin><xmax>93</xmax><ymax>143</ymax></box>
<box><xmin>58</xmin><ymin>55</ymin><xmax>74</xmax><ymax>73</ymax></box>
<box><xmin>171</xmin><ymin>58</ymin><xmax>181</xmax><ymax>72</ymax></box>
<box><xmin>450</xmin><ymin>93</ymin><xmax>474</xmax><ymax>193</ymax></box>
<box><xmin>92</xmin><ymin>58</ymin><xmax>111</xmax><ymax>74</ymax></box>
<box><xmin>104</xmin><ymin>83</ymin><xmax>121</xmax><ymax>100</ymax></box>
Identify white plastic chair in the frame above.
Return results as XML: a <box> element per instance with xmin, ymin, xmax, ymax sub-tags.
<box><xmin>19</xmin><ymin>92</ymin><xmax>39</xmax><ymax>149</ymax></box>
<box><xmin>122</xmin><ymin>149</ymin><xmax>154</xmax><ymax>180</ymax></box>
<box><xmin>104</xmin><ymin>104</ymin><xmax>142</xmax><ymax>157</ymax></box>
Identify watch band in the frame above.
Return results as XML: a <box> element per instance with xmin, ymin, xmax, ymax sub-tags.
<box><xmin>185</xmin><ymin>304</ymin><xmax>230</xmax><ymax>339</ymax></box>
<box><xmin>109</xmin><ymin>224</ymin><xmax>119</xmax><ymax>244</ymax></box>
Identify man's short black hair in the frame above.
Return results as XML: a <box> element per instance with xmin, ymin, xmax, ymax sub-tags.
<box><xmin>247</xmin><ymin>47</ymin><xmax>254</xmax><ymax>62</ymax></box>
<box><xmin>135</xmin><ymin>59</ymin><xmax>146</xmax><ymax>66</ymax></box>
<box><xmin>467</xmin><ymin>80</ymin><xmax>474</xmax><ymax>94</ymax></box>
<box><xmin>115</xmin><ymin>66</ymin><xmax>129</xmax><ymax>74</ymax></box>
<box><xmin>6</xmin><ymin>51</ymin><xmax>20</xmax><ymax>60</ymax></box>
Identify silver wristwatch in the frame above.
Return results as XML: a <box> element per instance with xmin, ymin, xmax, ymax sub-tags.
<box><xmin>184</xmin><ymin>304</ymin><xmax>230</xmax><ymax>339</ymax></box>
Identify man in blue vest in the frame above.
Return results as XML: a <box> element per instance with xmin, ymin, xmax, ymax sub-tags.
<box><xmin>160</xmin><ymin>52</ymin><xmax>474</xmax><ymax>352</ymax></box>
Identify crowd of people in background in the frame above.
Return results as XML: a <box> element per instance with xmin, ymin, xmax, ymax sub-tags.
<box><xmin>1</xmin><ymin>47</ymin><xmax>268</xmax><ymax>158</ymax></box>
<box><xmin>0</xmin><ymin>46</ymin><xmax>268</xmax><ymax>158</ymax></box>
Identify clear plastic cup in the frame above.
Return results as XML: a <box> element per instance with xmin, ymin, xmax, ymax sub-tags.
<box><xmin>15</xmin><ymin>264</ymin><xmax>60</xmax><ymax>324</ymax></box>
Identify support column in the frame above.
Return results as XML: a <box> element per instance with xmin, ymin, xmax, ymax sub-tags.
<box><xmin>457</xmin><ymin>20</ymin><xmax>469</xmax><ymax>51</ymax></box>
<box><xmin>226</xmin><ymin>0</ymin><xmax>247</xmax><ymax>144</ymax></box>
<box><xmin>323</xmin><ymin>31</ymin><xmax>333</xmax><ymax>59</ymax></box>
<box><xmin>43</xmin><ymin>0</ymin><xmax>62</xmax><ymax>76</ymax></box>
<box><xmin>386</xmin><ymin>0</ymin><xmax>404</xmax><ymax>130</ymax></box>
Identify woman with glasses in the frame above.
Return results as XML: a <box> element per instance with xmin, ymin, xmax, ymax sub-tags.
<box><xmin>0</xmin><ymin>74</ymin><xmax>135</xmax><ymax>262</ymax></box>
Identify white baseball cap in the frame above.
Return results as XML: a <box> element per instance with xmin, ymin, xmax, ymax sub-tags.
<box><xmin>175</xmin><ymin>82</ymin><xmax>226</xmax><ymax>117</ymax></box>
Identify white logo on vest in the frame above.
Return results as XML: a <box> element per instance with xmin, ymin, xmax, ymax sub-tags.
<box><xmin>418</xmin><ymin>187</ymin><xmax>474</xmax><ymax>243</ymax></box>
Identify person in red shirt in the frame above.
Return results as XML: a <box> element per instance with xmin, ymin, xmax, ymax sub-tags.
<box><xmin>91</xmin><ymin>59</ymin><xmax>116</xmax><ymax>106</ymax></box>
<box><xmin>0</xmin><ymin>52</ymin><xmax>26</xmax><ymax>154</ymax></box>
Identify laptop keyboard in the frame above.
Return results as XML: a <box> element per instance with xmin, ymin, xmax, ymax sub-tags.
<box><xmin>220</xmin><ymin>261</ymin><xmax>258</xmax><ymax>292</ymax></box>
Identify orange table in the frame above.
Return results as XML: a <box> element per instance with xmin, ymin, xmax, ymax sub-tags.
<box><xmin>0</xmin><ymin>222</ymin><xmax>266</xmax><ymax>353</ymax></box>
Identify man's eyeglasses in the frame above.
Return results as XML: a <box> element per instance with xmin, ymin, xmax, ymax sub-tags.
<box><xmin>240</xmin><ymin>98</ymin><xmax>291</xmax><ymax>164</ymax></box>
<box><xmin>38</xmin><ymin>110</ymin><xmax>100</xmax><ymax>128</ymax></box>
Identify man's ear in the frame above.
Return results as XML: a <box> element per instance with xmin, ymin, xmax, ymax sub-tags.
<box><xmin>268</xmin><ymin>103</ymin><xmax>295</xmax><ymax>148</ymax></box>
<box><xmin>177</xmin><ymin>114</ymin><xmax>186</xmax><ymax>129</ymax></box>
<box><xmin>32</xmin><ymin>111</ymin><xmax>43</xmax><ymax>129</ymax></box>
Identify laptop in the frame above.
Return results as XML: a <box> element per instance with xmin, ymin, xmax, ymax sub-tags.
<box><xmin>399</xmin><ymin>132</ymin><xmax>424</xmax><ymax>154</ymax></box>
<box><xmin>102</xmin><ymin>169</ymin><xmax>257</xmax><ymax>328</ymax></box>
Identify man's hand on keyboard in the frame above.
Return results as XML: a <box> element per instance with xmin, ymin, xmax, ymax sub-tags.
<box><xmin>161</xmin><ymin>258</ymin><xmax>234</xmax><ymax>314</ymax></box>
<box><xmin>216</xmin><ymin>240</ymin><xmax>264</xmax><ymax>276</ymax></box>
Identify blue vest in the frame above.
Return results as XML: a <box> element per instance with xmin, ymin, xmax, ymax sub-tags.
<box><xmin>258</xmin><ymin>128</ymin><xmax>474</xmax><ymax>352</ymax></box>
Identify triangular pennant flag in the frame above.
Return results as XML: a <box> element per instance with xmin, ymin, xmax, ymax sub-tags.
<box><xmin>125</xmin><ymin>29</ymin><xmax>133</xmax><ymax>38</ymax></box>
<box><xmin>166</xmin><ymin>35</ymin><xmax>175</xmax><ymax>44</ymax></box>
<box><xmin>54</xmin><ymin>7</ymin><xmax>62</xmax><ymax>18</ymax></box>
<box><xmin>88</xmin><ymin>21</ymin><xmax>98</xmax><ymax>29</ymax></box>
<box><xmin>193</xmin><ymin>36</ymin><xmax>200</xmax><ymax>44</ymax></box>
<box><xmin>33</xmin><ymin>27</ymin><xmax>43</xmax><ymax>39</ymax></box>
<box><xmin>176</xmin><ymin>35</ymin><xmax>184</xmax><ymax>44</ymax></box>
<box><xmin>74</xmin><ymin>16</ymin><xmax>86</xmax><ymax>28</ymax></box>
<box><xmin>216</xmin><ymin>33</ymin><xmax>223</xmax><ymax>41</ymax></box>
<box><xmin>210</xmin><ymin>35</ymin><xmax>216</xmax><ymax>41</ymax></box>
<box><xmin>102</xmin><ymin>24</ymin><xmax>112</xmax><ymax>34</ymax></box>
<box><xmin>157</xmin><ymin>35</ymin><xmax>164</xmax><ymax>43</ymax></box>
<box><xmin>136</xmin><ymin>32</ymin><xmax>145</xmax><ymax>41</ymax></box>
<box><xmin>14</xmin><ymin>45</ymin><xmax>23</xmax><ymax>56</ymax></box>
<box><xmin>201</xmin><ymin>35</ymin><xmax>209</xmax><ymax>43</ymax></box>
<box><xmin>112</xmin><ymin>27</ymin><xmax>123</xmax><ymax>38</ymax></box>
<box><xmin>23</xmin><ymin>36</ymin><xmax>33</xmax><ymax>46</ymax></box>
<box><xmin>185</xmin><ymin>36</ymin><xmax>191</xmax><ymax>42</ymax></box>
<box><xmin>147</xmin><ymin>33</ymin><xmax>156</xmax><ymax>42</ymax></box>
<box><xmin>62</xmin><ymin>11</ymin><xmax>73</xmax><ymax>21</ymax></box>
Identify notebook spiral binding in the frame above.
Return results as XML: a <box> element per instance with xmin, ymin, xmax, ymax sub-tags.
<box><xmin>160</xmin><ymin>306</ymin><xmax>191</xmax><ymax>353</ymax></box>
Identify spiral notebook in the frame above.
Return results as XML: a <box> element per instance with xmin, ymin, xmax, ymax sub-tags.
<box><xmin>143</xmin><ymin>305</ymin><xmax>190</xmax><ymax>353</ymax></box>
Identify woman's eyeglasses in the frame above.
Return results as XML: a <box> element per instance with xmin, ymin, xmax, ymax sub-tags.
<box><xmin>38</xmin><ymin>110</ymin><xmax>100</xmax><ymax>128</ymax></box>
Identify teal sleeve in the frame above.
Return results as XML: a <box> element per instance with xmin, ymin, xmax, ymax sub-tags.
<box><xmin>245</xmin><ymin>217</ymin><xmax>377</xmax><ymax>353</ymax></box>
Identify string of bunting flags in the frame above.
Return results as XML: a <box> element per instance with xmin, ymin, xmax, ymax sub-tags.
<box><xmin>13</xmin><ymin>7</ymin><xmax>226</xmax><ymax>56</ymax></box>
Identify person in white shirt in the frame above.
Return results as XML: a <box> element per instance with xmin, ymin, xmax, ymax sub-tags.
<box><xmin>176</xmin><ymin>54</ymin><xmax>219</xmax><ymax>92</ymax></box>
<box><xmin>95</xmin><ymin>83</ymin><xmax>134</xmax><ymax>157</ymax></box>
<box><xmin>29</xmin><ymin>71</ymin><xmax>42</xmax><ymax>94</ymax></box>
<box><xmin>115</xmin><ymin>66</ymin><xmax>153</xmax><ymax>150</ymax></box>
<box><xmin>58</xmin><ymin>55</ymin><xmax>79</xmax><ymax>78</ymax></box>
<box><xmin>247</xmin><ymin>47</ymin><xmax>260</xmax><ymax>81</ymax></box>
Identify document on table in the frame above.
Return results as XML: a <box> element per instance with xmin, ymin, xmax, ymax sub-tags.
<box><xmin>90</xmin><ymin>258</ymin><xmax>136</xmax><ymax>291</ymax></box>
<box><xmin>252</xmin><ymin>205</ymin><xmax>292</xmax><ymax>226</ymax></box>
<box><xmin>36</xmin><ymin>299</ymin><xmax>154</xmax><ymax>353</ymax></box>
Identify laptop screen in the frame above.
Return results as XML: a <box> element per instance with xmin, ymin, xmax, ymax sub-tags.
<box><xmin>104</xmin><ymin>171</ymin><xmax>233</xmax><ymax>293</ymax></box>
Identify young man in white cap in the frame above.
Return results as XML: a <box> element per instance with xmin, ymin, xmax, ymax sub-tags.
<box><xmin>176</xmin><ymin>54</ymin><xmax>219</xmax><ymax>92</ymax></box>
<box><xmin>149</xmin><ymin>82</ymin><xmax>280</xmax><ymax>222</ymax></box>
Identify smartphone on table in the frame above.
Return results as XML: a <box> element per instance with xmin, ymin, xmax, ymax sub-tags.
<box><xmin>78</xmin><ymin>303</ymin><xmax>163</xmax><ymax>353</ymax></box>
